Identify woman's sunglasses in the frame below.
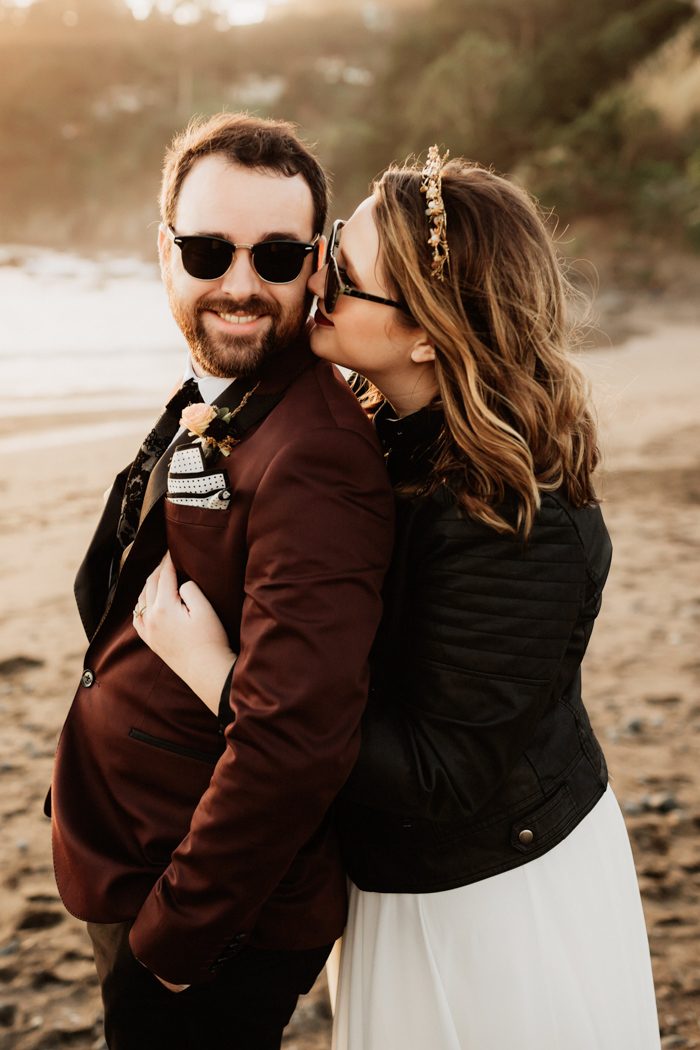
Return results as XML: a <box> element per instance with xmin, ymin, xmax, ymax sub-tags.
<box><xmin>164</xmin><ymin>224</ymin><xmax>320</xmax><ymax>285</ymax></box>
<box><xmin>323</xmin><ymin>219</ymin><xmax>411</xmax><ymax>316</ymax></box>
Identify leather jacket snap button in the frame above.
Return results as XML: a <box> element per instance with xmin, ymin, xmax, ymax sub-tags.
<box><xmin>81</xmin><ymin>669</ymin><xmax>95</xmax><ymax>688</ymax></box>
<box><xmin>518</xmin><ymin>828</ymin><xmax>534</xmax><ymax>845</ymax></box>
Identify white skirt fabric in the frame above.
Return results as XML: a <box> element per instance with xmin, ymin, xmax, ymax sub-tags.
<box><xmin>332</xmin><ymin>787</ymin><xmax>660</xmax><ymax>1050</ymax></box>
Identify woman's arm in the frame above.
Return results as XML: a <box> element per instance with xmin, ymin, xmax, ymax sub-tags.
<box><xmin>132</xmin><ymin>553</ymin><xmax>237</xmax><ymax>716</ymax></box>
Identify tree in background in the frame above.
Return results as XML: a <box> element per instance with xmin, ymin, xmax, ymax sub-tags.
<box><xmin>357</xmin><ymin>0</ymin><xmax>695</xmax><ymax>164</ymax></box>
<box><xmin>0</xmin><ymin>0</ymin><xmax>698</xmax><ymax>253</ymax></box>
<box><xmin>331</xmin><ymin>0</ymin><xmax>699</xmax><ymax>250</ymax></box>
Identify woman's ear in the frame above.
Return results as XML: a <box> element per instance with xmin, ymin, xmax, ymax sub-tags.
<box><xmin>410</xmin><ymin>332</ymin><xmax>437</xmax><ymax>365</ymax></box>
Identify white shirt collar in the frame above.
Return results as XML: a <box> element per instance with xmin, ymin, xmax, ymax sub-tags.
<box><xmin>182</xmin><ymin>355</ymin><xmax>235</xmax><ymax>406</ymax></box>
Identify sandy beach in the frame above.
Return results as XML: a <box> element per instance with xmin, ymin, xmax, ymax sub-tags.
<box><xmin>0</xmin><ymin>299</ymin><xmax>699</xmax><ymax>1048</ymax></box>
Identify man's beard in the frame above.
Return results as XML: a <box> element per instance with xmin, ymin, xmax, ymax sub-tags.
<box><xmin>167</xmin><ymin>287</ymin><xmax>310</xmax><ymax>379</ymax></box>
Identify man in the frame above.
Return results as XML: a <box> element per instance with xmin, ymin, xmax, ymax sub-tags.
<box><xmin>48</xmin><ymin>113</ymin><xmax>394</xmax><ymax>1049</ymax></box>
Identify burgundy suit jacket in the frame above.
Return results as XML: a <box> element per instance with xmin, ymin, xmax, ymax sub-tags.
<box><xmin>50</xmin><ymin>342</ymin><xmax>394</xmax><ymax>984</ymax></box>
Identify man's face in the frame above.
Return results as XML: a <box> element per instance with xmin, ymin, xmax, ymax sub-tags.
<box><xmin>161</xmin><ymin>154</ymin><xmax>316</xmax><ymax>378</ymax></box>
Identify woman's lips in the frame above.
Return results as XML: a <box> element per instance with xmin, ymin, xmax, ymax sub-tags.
<box><xmin>313</xmin><ymin>305</ymin><xmax>334</xmax><ymax>328</ymax></box>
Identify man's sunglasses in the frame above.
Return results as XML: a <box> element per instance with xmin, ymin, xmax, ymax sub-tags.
<box><xmin>164</xmin><ymin>225</ymin><xmax>320</xmax><ymax>285</ymax></box>
<box><xmin>323</xmin><ymin>219</ymin><xmax>411</xmax><ymax>316</ymax></box>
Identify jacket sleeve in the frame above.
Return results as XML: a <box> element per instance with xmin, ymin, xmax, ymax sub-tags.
<box><xmin>342</xmin><ymin>496</ymin><xmax>611</xmax><ymax>823</ymax></box>
<box><xmin>129</xmin><ymin>426</ymin><xmax>394</xmax><ymax>983</ymax></box>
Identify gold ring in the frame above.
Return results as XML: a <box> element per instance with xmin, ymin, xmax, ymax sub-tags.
<box><xmin>133</xmin><ymin>603</ymin><xmax>147</xmax><ymax>618</ymax></box>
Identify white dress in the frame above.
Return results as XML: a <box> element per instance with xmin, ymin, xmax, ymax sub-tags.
<box><xmin>332</xmin><ymin>786</ymin><xmax>660</xmax><ymax>1050</ymax></box>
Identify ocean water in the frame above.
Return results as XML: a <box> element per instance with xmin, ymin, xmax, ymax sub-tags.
<box><xmin>0</xmin><ymin>247</ymin><xmax>188</xmax><ymax>451</ymax></box>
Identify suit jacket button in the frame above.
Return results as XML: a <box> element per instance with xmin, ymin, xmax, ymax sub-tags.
<box><xmin>518</xmin><ymin>828</ymin><xmax>534</xmax><ymax>845</ymax></box>
<box><xmin>81</xmin><ymin>669</ymin><xmax>95</xmax><ymax>688</ymax></box>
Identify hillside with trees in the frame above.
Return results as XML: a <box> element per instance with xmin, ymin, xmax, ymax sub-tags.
<box><xmin>1</xmin><ymin>0</ymin><xmax>698</xmax><ymax>259</ymax></box>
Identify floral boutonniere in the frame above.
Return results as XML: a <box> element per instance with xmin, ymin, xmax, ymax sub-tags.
<box><xmin>180</xmin><ymin>383</ymin><xmax>259</xmax><ymax>458</ymax></box>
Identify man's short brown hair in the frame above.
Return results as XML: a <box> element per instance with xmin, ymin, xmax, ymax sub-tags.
<box><xmin>160</xmin><ymin>112</ymin><xmax>329</xmax><ymax>236</ymax></box>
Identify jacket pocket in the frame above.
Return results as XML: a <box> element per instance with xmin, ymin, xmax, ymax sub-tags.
<box><xmin>164</xmin><ymin>498</ymin><xmax>230</xmax><ymax>528</ymax></box>
<box><xmin>128</xmin><ymin>727</ymin><xmax>220</xmax><ymax>765</ymax></box>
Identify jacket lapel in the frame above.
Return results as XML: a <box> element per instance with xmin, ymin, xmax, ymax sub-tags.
<box><xmin>137</xmin><ymin>339</ymin><xmax>314</xmax><ymax>527</ymax></box>
<box><xmin>74</xmin><ymin>463</ymin><xmax>131</xmax><ymax>639</ymax></box>
<box><xmin>137</xmin><ymin>377</ymin><xmax>239</xmax><ymax>526</ymax></box>
<box><xmin>76</xmin><ymin>339</ymin><xmax>316</xmax><ymax>639</ymax></box>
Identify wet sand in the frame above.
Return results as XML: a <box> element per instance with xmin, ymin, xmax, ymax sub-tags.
<box><xmin>0</xmin><ymin>302</ymin><xmax>698</xmax><ymax>1048</ymax></box>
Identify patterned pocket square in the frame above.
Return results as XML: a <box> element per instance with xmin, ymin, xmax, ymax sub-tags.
<box><xmin>166</xmin><ymin>445</ymin><xmax>231</xmax><ymax>511</ymax></box>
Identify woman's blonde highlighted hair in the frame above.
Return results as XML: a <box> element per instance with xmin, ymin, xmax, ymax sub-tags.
<box><xmin>369</xmin><ymin>158</ymin><xmax>599</xmax><ymax>537</ymax></box>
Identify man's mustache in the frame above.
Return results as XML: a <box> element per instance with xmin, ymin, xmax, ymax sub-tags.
<box><xmin>197</xmin><ymin>296</ymin><xmax>280</xmax><ymax>319</ymax></box>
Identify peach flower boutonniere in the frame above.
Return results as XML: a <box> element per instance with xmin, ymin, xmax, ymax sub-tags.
<box><xmin>179</xmin><ymin>383</ymin><xmax>259</xmax><ymax>458</ymax></box>
<box><xmin>180</xmin><ymin>403</ymin><xmax>217</xmax><ymax>437</ymax></box>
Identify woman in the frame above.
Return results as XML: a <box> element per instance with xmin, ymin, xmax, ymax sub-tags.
<box><xmin>135</xmin><ymin>150</ymin><xmax>661</xmax><ymax>1049</ymax></box>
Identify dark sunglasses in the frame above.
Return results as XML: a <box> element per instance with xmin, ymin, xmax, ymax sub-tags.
<box><xmin>164</xmin><ymin>225</ymin><xmax>320</xmax><ymax>285</ymax></box>
<box><xmin>324</xmin><ymin>219</ymin><xmax>411</xmax><ymax>316</ymax></box>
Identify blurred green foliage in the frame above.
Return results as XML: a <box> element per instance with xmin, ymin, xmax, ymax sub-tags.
<box><xmin>1</xmin><ymin>0</ymin><xmax>698</xmax><ymax>254</ymax></box>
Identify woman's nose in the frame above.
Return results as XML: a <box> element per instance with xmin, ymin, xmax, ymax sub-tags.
<box><xmin>307</xmin><ymin>264</ymin><xmax>326</xmax><ymax>298</ymax></box>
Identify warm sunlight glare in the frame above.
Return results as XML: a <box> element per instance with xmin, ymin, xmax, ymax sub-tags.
<box><xmin>225</xmin><ymin>1</ymin><xmax>268</xmax><ymax>24</ymax></box>
<box><xmin>121</xmin><ymin>0</ymin><xmax>294</xmax><ymax>25</ymax></box>
<box><xmin>3</xmin><ymin>0</ymin><xmax>295</xmax><ymax>24</ymax></box>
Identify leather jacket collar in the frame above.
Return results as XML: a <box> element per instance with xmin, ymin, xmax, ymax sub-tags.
<box><xmin>373</xmin><ymin>399</ymin><xmax>444</xmax><ymax>487</ymax></box>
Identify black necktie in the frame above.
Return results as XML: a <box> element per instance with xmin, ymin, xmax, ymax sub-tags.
<box><xmin>115</xmin><ymin>378</ymin><xmax>203</xmax><ymax>552</ymax></box>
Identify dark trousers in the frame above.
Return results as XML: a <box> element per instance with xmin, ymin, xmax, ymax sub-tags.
<box><xmin>87</xmin><ymin>921</ymin><xmax>331</xmax><ymax>1050</ymax></box>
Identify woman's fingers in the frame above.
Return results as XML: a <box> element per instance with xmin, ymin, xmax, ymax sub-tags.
<box><xmin>154</xmin><ymin>551</ymin><xmax>181</xmax><ymax>608</ymax></box>
<box><xmin>133</xmin><ymin>554</ymin><xmax>170</xmax><ymax>629</ymax></box>
<box><xmin>132</xmin><ymin>605</ymin><xmax>145</xmax><ymax>636</ymax></box>
<box><xmin>133</xmin><ymin>579</ymin><xmax>149</xmax><ymax>625</ymax></box>
<box><xmin>179</xmin><ymin>581</ymin><xmax>231</xmax><ymax>650</ymax></box>
<box><xmin>130</xmin><ymin>557</ymin><xmax>235</xmax><ymax>710</ymax></box>
<box><xmin>178</xmin><ymin>579</ymin><xmax>207</xmax><ymax>614</ymax></box>
<box><xmin>143</xmin><ymin>561</ymin><xmax>163</xmax><ymax>610</ymax></box>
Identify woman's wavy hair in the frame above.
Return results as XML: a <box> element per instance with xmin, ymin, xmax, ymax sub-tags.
<box><xmin>368</xmin><ymin>158</ymin><xmax>599</xmax><ymax>537</ymax></box>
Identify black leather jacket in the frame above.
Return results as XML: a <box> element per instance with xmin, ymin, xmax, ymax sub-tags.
<box><xmin>336</xmin><ymin>402</ymin><xmax>613</xmax><ymax>892</ymax></box>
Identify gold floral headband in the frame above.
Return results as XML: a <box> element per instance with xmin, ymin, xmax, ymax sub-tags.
<box><xmin>420</xmin><ymin>145</ymin><xmax>450</xmax><ymax>281</ymax></box>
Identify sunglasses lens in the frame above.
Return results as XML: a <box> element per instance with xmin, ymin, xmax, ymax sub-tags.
<box><xmin>252</xmin><ymin>242</ymin><xmax>309</xmax><ymax>284</ymax></box>
<box><xmin>324</xmin><ymin>259</ymin><xmax>340</xmax><ymax>314</ymax></box>
<box><xmin>180</xmin><ymin>238</ymin><xmax>233</xmax><ymax>280</ymax></box>
<box><xmin>324</xmin><ymin>223</ymin><xmax>345</xmax><ymax>313</ymax></box>
<box><xmin>176</xmin><ymin>235</ymin><xmax>311</xmax><ymax>284</ymax></box>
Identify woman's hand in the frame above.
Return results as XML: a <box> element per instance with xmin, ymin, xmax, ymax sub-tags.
<box><xmin>132</xmin><ymin>552</ymin><xmax>237</xmax><ymax>717</ymax></box>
